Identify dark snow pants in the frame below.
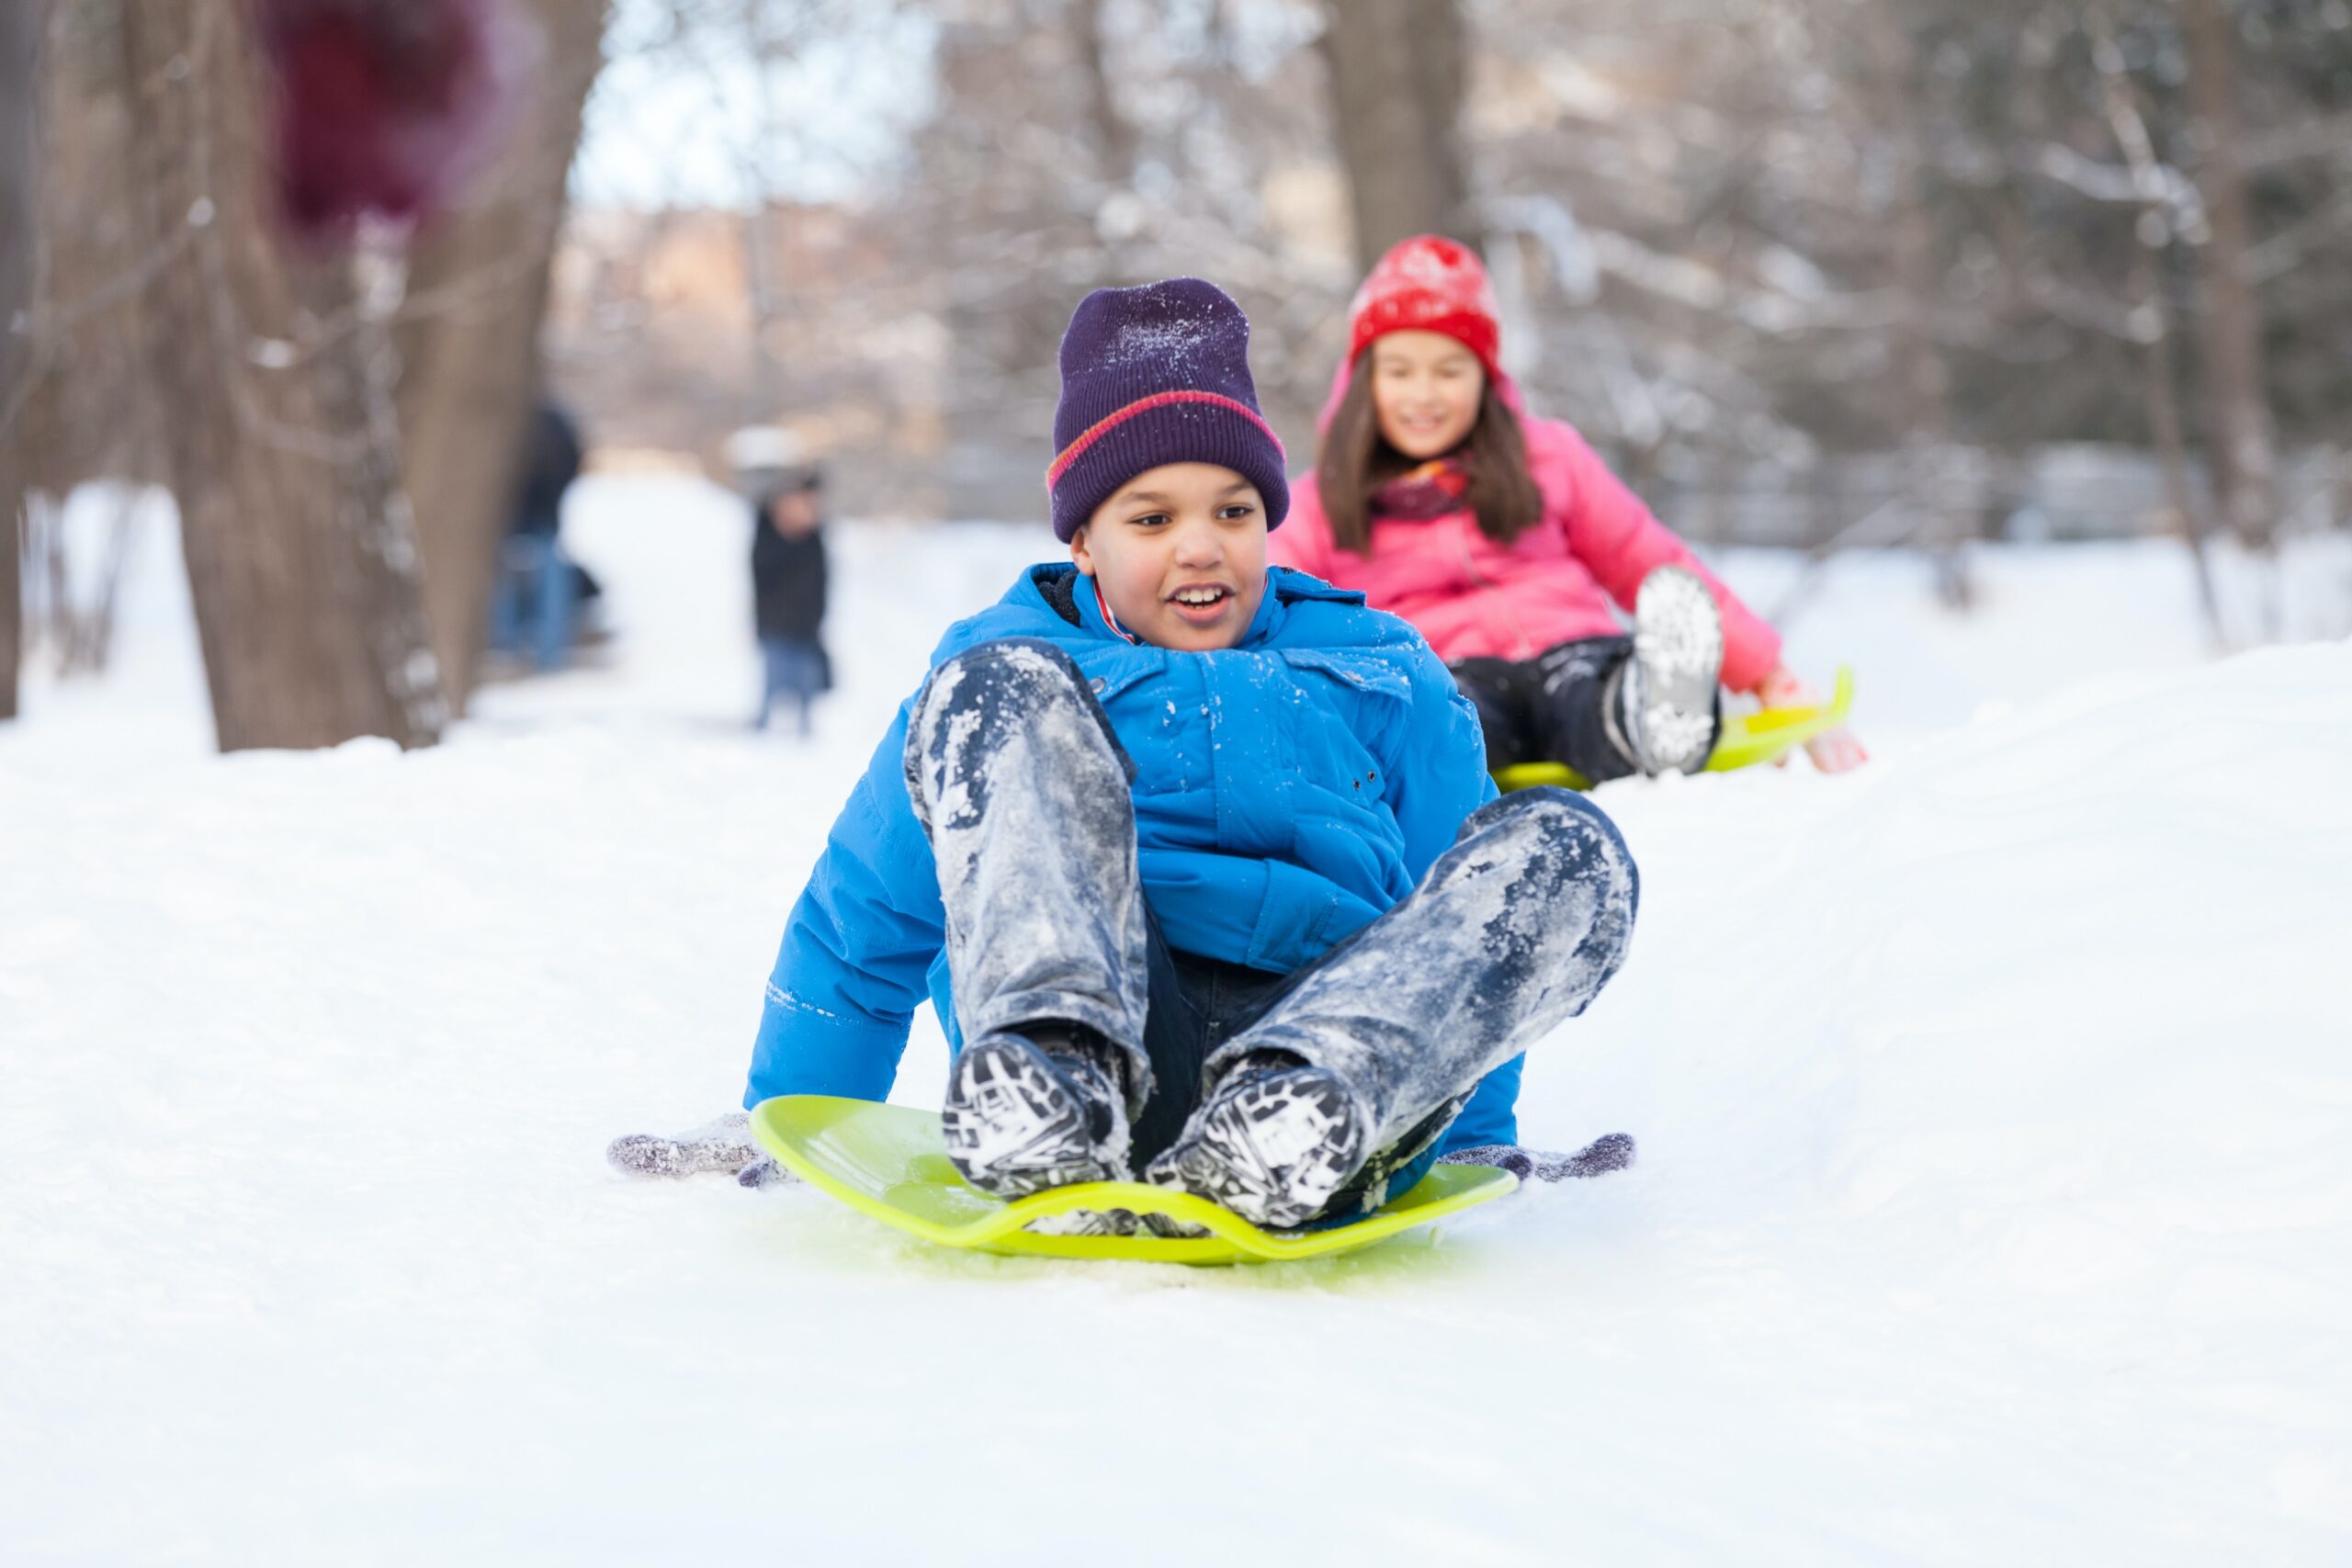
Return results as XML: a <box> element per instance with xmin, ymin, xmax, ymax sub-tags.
<box><xmin>756</xmin><ymin>636</ymin><xmax>827</xmax><ymax>736</ymax></box>
<box><xmin>903</xmin><ymin>637</ymin><xmax>1641</xmax><ymax>1218</ymax></box>
<box><xmin>1452</xmin><ymin>635</ymin><xmax>1720</xmax><ymax>784</ymax></box>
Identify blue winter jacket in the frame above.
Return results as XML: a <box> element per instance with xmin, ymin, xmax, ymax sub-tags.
<box><xmin>742</xmin><ymin>563</ymin><xmax>1527</xmax><ymax>1151</ymax></box>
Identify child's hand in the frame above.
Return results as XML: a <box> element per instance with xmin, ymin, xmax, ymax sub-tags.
<box><xmin>1801</xmin><ymin>726</ymin><xmax>1869</xmax><ymax>773</ymax></box>
<box><xmin>607</xmin><ymin>1111</ymin><xmax>773</xmax><ymax>1179</ymax></box>
<box><xmin>1440</xmin><ymin>1133</ymin><xmax>1635</xmax><ymax>1180</ymax></box>
<box><xmin>1756</xmin><ymin>665</ymin><xmax>1869</xmax><ymax>774</ymax></box>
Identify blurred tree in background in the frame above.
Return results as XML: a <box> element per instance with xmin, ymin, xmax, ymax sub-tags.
<box><xmin>1467</xmin><ymin>0</ymin><xmax>2349</xmax><ymax>632</ymax></box>
<box><xmin>900</xmin><ymin>0</ymin><xmax>1354</xmax><ymax>519</ymax></box>
<box><xmin>6</xmin><ymin>0</ymin><xmax>2348</xmax><ymax>743</ymax></box>
<box><xmin>1317</xmin><ymin>0</ymin><xmax>1478</xmax><ymax>270</ymax></box>
<box><xmin>0</xmin><ymin>0</ymin><xmax>43</xmax><ymax>721</ymax></box>
<box><xmin>396</xmin><ymin>0</ymin><xmax>610</xmax><ymax>711</ymax></box>
<box><xmin>119</xmin><ymin>0</ymin><xmax>447</xmax><ymax>750</ymax></box>
<box><xmin>9</xmin><ymin>0</ymin><xmax>607</xmax><ymax>745</ymax></box>
<box><xmin>548</xmin><ymin>0</ymin><xmax>2346</xmax><ymax>604</ymax></box>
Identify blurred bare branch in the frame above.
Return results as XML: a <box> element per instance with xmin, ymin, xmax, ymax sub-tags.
<box><xmin>1</xmin><ymin>0</ymin><xmax>46</xmax><ymax>718</ymax></box>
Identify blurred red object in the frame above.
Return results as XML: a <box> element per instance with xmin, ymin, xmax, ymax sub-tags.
<box><xmin>256</xmin><ymin>0</ymin><xmax>521</xmax><ymax>242</ymax></box>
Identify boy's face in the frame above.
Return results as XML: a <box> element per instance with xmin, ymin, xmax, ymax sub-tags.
<box><xmin>1070</xmin><ymin>462</ymin><xmax>1269</xmax><ymax>651</ymax></box>
<box><xmin>1371</xmin><ymin>329</ymin><xmax>1484</xmax><ymax>460</ymax></box>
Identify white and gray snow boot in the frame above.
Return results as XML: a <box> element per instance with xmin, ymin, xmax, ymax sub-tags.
<box><xmin>1144</xmin><ymin>1053</ymin><xmax>1371</xmax><ymax>1230</ymax></box>
<box><xmin>1611</xmin><ymin>565</ymin><xmax>1724</xmax><ymax>776</ymax></box>
<box><xmin>942</xmin><ymin>1025</ymin><xmax>1136</xmax><ymax>1198</ymax></box>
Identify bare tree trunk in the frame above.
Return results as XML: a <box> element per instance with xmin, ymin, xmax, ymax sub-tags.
<box><xmin>396</xmin><ymin>0</ymin><xmax>606</xmax><ymax>713</ymax></box>
<box><xmin>1861</xmin><ymin>0</ymin><xmax>1972</xmax><ymax>608</ymax></box>
<box><xmin>2182</xmin><ymin>0</ymin><xmax>2279</xmax><ymax>561</ymax></box>
<box><xmin>121</xmin><ymin>0</ymin><xmax>445</xmax><ymax>751</ymax></box>
<box><xmin>738</xmin><ymin>0</ymin><xmax>786</xmax><ymax>416</ymax></box>
<box><xmin>2090</xmin><ymin>15</ymin><xmax>2229</xmax><ymax>649</ymax></box>
<box><xmin>0</xmin><ymin>0</ymin><xmax>45</xmax><ymax>722</ymax></box>
<box><xmin>1073</xmin><ymin>0</ymin><xmax>1135</xmax><ymax>186</ymax></box>
<box><xmin>1317</xmin><ymin>0</ymin><xmax>1479</xmax><ymax>272</ymax></box>
<box><xmin>2137</xmin><ymin>252</ymin><xmax>2228</xmax><ymax>649</ymax></box>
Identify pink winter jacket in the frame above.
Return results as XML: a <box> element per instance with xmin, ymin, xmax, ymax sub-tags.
<box><xmin>1271</xmin><ymin>414</ymin><xmax>1781</xmax><ymax>692</ymax></box>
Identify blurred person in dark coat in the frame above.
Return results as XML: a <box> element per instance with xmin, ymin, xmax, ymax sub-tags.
<box><xmin>750</xmin><ymin>466</ymin><xmax>831</xmax><ymax>736</ymax></box>
<box><xmin>490</xmin><ymin>399</ymin><xmax>586</xmax><ymax>672</ymax></box>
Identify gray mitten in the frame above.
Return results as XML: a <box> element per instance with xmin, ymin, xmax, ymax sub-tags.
<box><xmin>1437</xmin><ymin>1144</ymin><xmax>1535</xmax><ymax>1180</ymax></box>
<box><xmin>1441</xmin><ymin>1132</ymin><xmax>1635</xmax><ymax>1182</ymax></box>
<box><xmin>735</xmin><ymin>1156</ymin><xmax>793</xmax><ymax>1189</ymax></box>
<box><xmin>607</xmin><ymin>1111</ymin><xmax>789</xmax><ymax>1183</ymax></box>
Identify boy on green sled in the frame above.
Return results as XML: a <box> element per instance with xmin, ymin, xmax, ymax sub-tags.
<box><xmin>618</xmin><ymin>279</ymin><xmax>1640</xmax><ymax>1231</ymax></box>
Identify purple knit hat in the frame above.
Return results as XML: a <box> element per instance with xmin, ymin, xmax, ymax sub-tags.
<box><xmin>1046</xmin><ymin>277</ymin><xmax>1290</xmax><ymax>543</ymax></box>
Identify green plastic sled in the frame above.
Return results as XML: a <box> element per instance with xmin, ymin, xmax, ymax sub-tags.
<box><xmin>1494</xmin><ymin>664</ymin><xmax>1856</xmax><ymax>793</ymax></box>
<box><xmin>749</xmin><ymin>1095</ymin><xmax>1517</xmax><ymax>1265</ymax></box>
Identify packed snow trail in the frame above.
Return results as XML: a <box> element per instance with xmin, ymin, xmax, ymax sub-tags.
<box><xmin>4</xmin><ymin>476</ymin><xmax>2350</xmax><ymax>1564</ymax></box>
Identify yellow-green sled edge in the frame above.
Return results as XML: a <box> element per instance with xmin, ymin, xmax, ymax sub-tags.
<box><xmin>749</xmin><ymin>1095</ymin><xmax>1518</xmax><ymax>1265</ymax></box>
<box><xmin>1494</xmin><ymin>664</ymin><xmax>1856</xmax><ymax>793</ymax></box>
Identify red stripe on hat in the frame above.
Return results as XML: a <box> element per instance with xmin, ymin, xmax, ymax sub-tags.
<box><xmin>1046</xmin><ymin>389</ymin><xmax>1284</xmax><ymax>491</ymax></box>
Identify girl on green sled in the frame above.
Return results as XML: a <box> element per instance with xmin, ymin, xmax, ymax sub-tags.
<box><xmin>1272</xmin><ymin>234</ymin><xmax>1867</xmax><ymax>784</ymax></box>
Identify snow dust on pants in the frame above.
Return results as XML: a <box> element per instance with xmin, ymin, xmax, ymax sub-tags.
<box><xmin>904</xmin><ymin>637</ymin><xmax>1640</xmax><ymax>1193</ymax></box>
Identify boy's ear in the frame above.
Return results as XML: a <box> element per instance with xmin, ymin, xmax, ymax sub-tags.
<box><xmin>1069</xmin><ymin>525</ymin><xmax>1095</xmax><ymax>577</ymax></box>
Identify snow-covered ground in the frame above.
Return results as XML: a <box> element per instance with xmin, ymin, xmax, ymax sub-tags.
<box><xmin>5</xmin><ymin>476</ymin><xmax>2350</xmax><ymax>1565</ymax></box>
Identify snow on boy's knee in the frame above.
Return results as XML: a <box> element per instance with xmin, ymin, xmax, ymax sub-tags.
<box><xmin>928</xmin><ymin>637</ymin><xmax>1086</xmax><ymax>705</ymax></box>
<box><xmin>951</xmin><ymin>637</ymin><xmax>1078</xmax><ymax>678</ymax></box>
<box><xmin>919</xmin><ymin>639</ymin><xmax>1064</xmax><ymax>720</ymax></box>
<box><xmin>1498</xmin><ymin>787</ymin><xmax>1637</xmax><ymax>888</ymax></box>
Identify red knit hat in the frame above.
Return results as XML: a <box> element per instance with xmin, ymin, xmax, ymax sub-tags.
<box><xmin>1346</xmin><ymin>234</ymin><xmax>1504</xmax><ymax>381</ymax></box>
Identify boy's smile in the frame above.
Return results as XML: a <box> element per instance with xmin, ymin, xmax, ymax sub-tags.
<box><xmin>1168</xmin><ymin>581</ymin><xmax>1238</xmax><ymax>626</ymax></box>
<box><xmin>1071</xmin><ymin>462</ymin><xmax>1270</xmax><ymax>651</ymax></box>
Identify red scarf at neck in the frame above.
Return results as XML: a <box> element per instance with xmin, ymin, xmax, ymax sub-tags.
<box><xmin>1367</xmin><ymin>455</ymin><xmax>1472</xmax><ymax>522</ymax></box>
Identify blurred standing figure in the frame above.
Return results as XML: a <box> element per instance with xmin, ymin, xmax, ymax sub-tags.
<box><xmin>749</xmin><ymin>465</ymin><xmax>831</xmax><ymax>737</ymax></box>
<box><xmin>490</xmin><ymin>400</ymin><xmax>584</xmax><ymax>672</ymax></box>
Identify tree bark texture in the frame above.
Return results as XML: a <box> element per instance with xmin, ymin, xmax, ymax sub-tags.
<box><xmin>1860</xmin><ymin>0</ymin><xmax>1972</xmax><ymax>607</ymax></box>
<box><xmin>1072</xmin><ymin>0</ymin><xmax>1135</xmax><ymax>186</ymax></box>
<box><xmin>2181</xmin><ymin>0</ymin><xmax>2278</xmax><ymax>552</ymax></box>
<box><xmin>395</xmin><ymin>0</ymin><xmax>607</xmax><ymax>712</ymax></box>
<box><xmin>121</xmin><ymin>0</ymin><xmax>445</xmax><ymax>751</ymax></box>
<box><xmin>2090</xmin><ymin>24</ymin><xmax>2228</xmax><ymax>648</ymax></box>
<box><xmin>2135</xmin><ymin>248</ymin><xmax>2227</xmax><ymax>649</ymax></box>
<box><xmin>1317</xmin><ymin>0</ymin><xmax>1479</xmax><ymax>273</ymax></box>
<box><xmin>0</xmin><ymin>0</ymin><xmax>46</xmax><ymax>722</ymax></box>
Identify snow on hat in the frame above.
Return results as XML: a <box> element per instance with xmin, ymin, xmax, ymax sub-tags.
<box><xmin>1345</xmin><ymin>234</ymin><xmax>1504</xmax><ymax>382</ymax></box>
<box><xmin>1046</xmin><ymin>277</ymin><xmax>1290</xmax><ymax>543</ymax></box>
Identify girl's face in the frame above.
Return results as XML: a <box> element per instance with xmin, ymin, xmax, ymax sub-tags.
<box><xmin>1370</xmin><ymin>329</ymin><xmax>1484</xmax><ymax>460</ymax></box>
<box><xmin>1071</xmin><ymin>462</ymin><xmax>1269</xmax><ymax>651</ymax></box>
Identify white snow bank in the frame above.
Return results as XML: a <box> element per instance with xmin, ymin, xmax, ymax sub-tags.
<box><xmin>4</xmin><ymin>475</ymin><xmax>2350</xmax><ymax>1564</ymax></box>
<box><xmin>1552</xmin><ymin>640</ymin><xmax>2352</xmax><ymax>1562</ymax></box>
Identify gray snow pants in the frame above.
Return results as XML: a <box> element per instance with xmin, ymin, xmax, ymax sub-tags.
<box><xmin>903</xmin><ymin>638</ymin><xmax>1640</xmax><ymax>1195</ymax></box>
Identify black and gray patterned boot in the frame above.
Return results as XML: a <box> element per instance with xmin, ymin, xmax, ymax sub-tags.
<box><xmin>942</xmin><ymin>1025</ymin><xmax>1135</xmax><ymax>1198</ymax></box>
<box><xmin>1611</xmin><ymin>566</ymin><xmax>1724</xmax><ymax>776</ymax></box>
<box><xmin>1145</xmin><ymin>1053</ymin><xmax>1371</xmax><ymax>1229</ymax></box>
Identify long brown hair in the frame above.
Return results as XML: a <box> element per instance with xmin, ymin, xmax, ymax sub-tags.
<box><xmin>1315</xmin><ymin>355</ymin><xmax>1545</xmax><ymax>555</ymax></box>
